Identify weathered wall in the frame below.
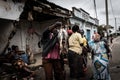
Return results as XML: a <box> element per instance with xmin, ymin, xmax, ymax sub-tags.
<box><xmin>0</xmin><ymin>0</ymin><xmax>24</xmax><ymax>20</ymax></box>
<box><xmin>0</xmin><ymin>18</ymin><xmax>63</xmax><ymax>54</ymax></box>
<box><xmin>11</xmin><ymin>19</ymin><xmax>63</xmax><ymax>54</ymax></box>
<box><xmin>0</xmin><ymin>19</ymin><xmax>14</xmax><ymax>54</ymax></box>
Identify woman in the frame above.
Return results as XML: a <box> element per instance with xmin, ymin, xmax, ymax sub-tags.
<box><xmin>79</xmin><ymin>30</ymin><xmax>90</xmax><ymax>69</ymax></box>
<box><xmin>68</xmin><ymin>25</ymin><xmax>84</xmax><ymax>80</ymax></box>
<box><xmin>89</xmin><ymin>33</ymin><xmax>111</xmax><ymax>80</ymax></box>
<box><xmin>41</xmin><ymin>22</ymin><xmax>65</xmax><ymax>80</ymax></box>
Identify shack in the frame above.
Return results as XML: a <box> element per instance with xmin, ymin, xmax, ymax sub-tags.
<box><xmin>0</xmin><ymin>0</ymin><xmax>71</xmax><ymax>54</ymax></box>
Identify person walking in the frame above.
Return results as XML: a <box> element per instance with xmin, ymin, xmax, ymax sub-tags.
<box><xmin>41</xmin><ymin>22</ymin><xmax>65</xmax><ymax>80</ymax></box>
<box><xmin>80</xmin><ymin>30</ymin><xmax>89</xmax><ymax>71</ymax></box>
<box><xmin>68</xmin><ymin>25</ymin><xmax>84</xmax><ymax>80</ymax></box>
<box><xmin>88</xmin><ymin>33</ymin><xmax>112</xmax><ymax>80</ymax></box>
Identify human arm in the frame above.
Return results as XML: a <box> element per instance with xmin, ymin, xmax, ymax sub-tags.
<box><xmin>104</xmin><ymin>42</ymin><xmax>112</xmax><ymax>59</ymax></box>
<box><xmin>78</xmin><ymin>33</ymin><xmax>84</xmax><ymax>47</ymax></box>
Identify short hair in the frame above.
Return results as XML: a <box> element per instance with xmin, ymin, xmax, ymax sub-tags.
<box><xmin>11</xmin><ymin>45</ymin><xmax>18</xmax><ymax>51</ymax></box>
<box><xmin>72</xmin><ymin>25</ymin><xmax>79</xmax><ymax>32</ymax></box>
<box><xmin>11</xmin><ymin>45</ymin><xmax>16</xmax><ymax>50</ymax></box>
<box><xmin>80</xmin><ymin>29</ymin><xmax>84</xmax><ymax>35</ymax></box>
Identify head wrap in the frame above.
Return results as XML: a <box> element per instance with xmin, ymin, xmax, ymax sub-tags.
<box><xmin>93</xmin><ymin>33</ymin><xmax>100</xmax><ymax>41</ymax></box>
<box><xmin>67</xmin><ymin>29</ymin><xmax>73</xmax><ymax>35</ymax></box>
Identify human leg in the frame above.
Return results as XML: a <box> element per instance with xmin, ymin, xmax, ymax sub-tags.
<box><xmin>42</xmin><ymin>59</ymin><xmax>53</xmax><ymax>80</ymax></box>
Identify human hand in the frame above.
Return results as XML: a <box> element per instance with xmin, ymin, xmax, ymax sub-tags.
<box><xmin>108</xmin><ymin>53</ymin><xmax>112</xmax><ymax>59</ymax></box>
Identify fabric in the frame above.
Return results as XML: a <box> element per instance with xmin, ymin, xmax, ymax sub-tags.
<box><xmin>67</xmin><ymin>29</ymin><xmax>72</xmax><ymax>33</ymax></box>
<box><xmin>82</xmin><ymin>46</ymin><xmax>89</xmax><ymax>68</ymax></box>
<box><xmin>58</xmin><ymin>29</ymin><xmax>68</xmax><ymax>41</ymax></box>
<box><xmin>42</xmin><ymin>59</ymin><xmax>65</xmax><ymax>80</ymax></box>
<box><xmin>58</xmin><ymin>28</ymin><xmax>68</xmax><ymax>51</ymax></box>
<box><xmin>41</xmin><ymin>29</ymin><xmax>59</xmax><ymax>57</ymax></box>
<box><xmin>68</xmin><ymin>50</ymin><xmax>85</xmax><ymax>79</ymax></box>
<box><xmin>67</xmin><ymin>29</ymin><xmax>73</xmax><ymax>36</ymax></box>
<box><xmin>89</xmin><ymin>41</ymin><xmax>111</xmax><ymax>80</ymax></box>
<box><xmin>14</xmin><ymin>53</ymin><xmax>29</xmax><ymax>64</ymax></box>
<box><xmin>44</xmin><ymin>43</ymin><xmax>60</xmax><ymax>59</ymax></box>
<box><xmin>82</xmin><ymin>37</ymin><xmax>87</xmax><ymax>47</ymax></box>
<box><xmin>13</xmin><ymin>59</ymin><xmax>33</xmax><ymax>78</ymax></box>
<box><xmin>68</xmin><ymin>32</ymin><xmax>83</xmax><ymax>54</ymax></box>
<box><xmin>81</xmin><ymin>36</ymin><xmax>88</xmax><ymax>68</ymax></box>
<box><xmin>41</xmin><ymin>26</ymin><xmax>65</xmax><ymax>80</ymax></box>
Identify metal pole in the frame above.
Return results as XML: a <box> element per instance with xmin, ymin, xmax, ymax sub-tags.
<box><xmin>105</xmin><ymin>0</ymin><xmax>109</xmax><ymax>25</ymax></box>
<box><xmin>115</xmin><ymin>17</ymin><xmax>117</xmax><ymax>35</ymax></box>
<box><xmin>105</xmin><ymin>0</ymin><xmax>109</xmax><ymax>39</ymax></box>
<box><xmin>94</xmin><ymin>0</ymin><xmax>98</xmax><ymax>19</ymax></box>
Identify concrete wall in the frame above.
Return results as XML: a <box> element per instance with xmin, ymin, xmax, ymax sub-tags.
<box><xmin>70</xmin><ymin>18</ymin><xmax>98</xmax><ymax>41</ymax></box>
<box><xmin>0</xmin><ymin>0</ymin><xmax>24</xmax><ymax>20</ymax></box>
<box><xmin>0</xmin><ymin>19</ymin><xmax>14</xmax><ymax>54</ymax></box>
<box><xmin>11</xmin><ymin>19</ymin><xmax>59</xmax><ymax>54</ymax></box>
<box><xmin>85</xmin><ymin>24</ymin><xmax>97</xmax><ymax>41</ymax></box>
<box><xmin>70</xmin><ymin>18</ymin><xmax>82</xmax><ymax>28</ymax></box>
<box><xmin>70</xmin><ymin>7</ymin><xmax>99</xmax><ymax>41</ymax></box>
<box><xmin>0</xmin><ymin>18</ymin><xmax>63</xmax><ymax>54</ymax></box>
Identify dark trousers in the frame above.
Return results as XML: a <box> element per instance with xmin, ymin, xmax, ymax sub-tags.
<box><xmin>82</xmin><ymin>47</ymin><xmax>88</xmax><ymax>68</ymax></box>
<box><xmin>68</xmin><ymin>50</ymin><xmax>85</xmax><ymax>79</ymax></box>
<box><xmin>42</xmin><ymin>59</ymin><xmax>65</xmax><ymax>80</ymax></box>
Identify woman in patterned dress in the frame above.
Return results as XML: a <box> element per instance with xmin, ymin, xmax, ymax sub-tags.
<box><xmin>88</xmin><ymin>33</ymin><xmax>112</xmax><ymax>80</ymax></box>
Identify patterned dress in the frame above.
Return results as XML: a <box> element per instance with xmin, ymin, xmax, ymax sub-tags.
<box><xmin>89</xmin><ymin>40</ymin><xmax>111</xmax><ymax>80</ymax></box>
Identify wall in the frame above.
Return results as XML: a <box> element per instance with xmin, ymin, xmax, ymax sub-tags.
<box><xmin>85</xmin><ymin>24</ymin><xmax>97</xmax><ymax>41</ymax></box>
<box><xmin>70</xmin><ymin>18</ymin><xmax>82</xmax><ymax>28</ymax></box>
<box><xmin>0</xmin><ymin>0</ymin><xmax>24</xmax><ymax>20</ymax></box>
<box><xmin>0</xmin><ymin>18</ymin><xmax>63</xmax><ymax>54</ymax></box>
<box><xmin>0</xmin><ymin>19</ymin><xmax>14</xmax><ymax>54</ymax></box>
<box><xmin>70</xmin><ymin>7</ymin><xmax>99</xmax><ymax>41</ymax></box>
